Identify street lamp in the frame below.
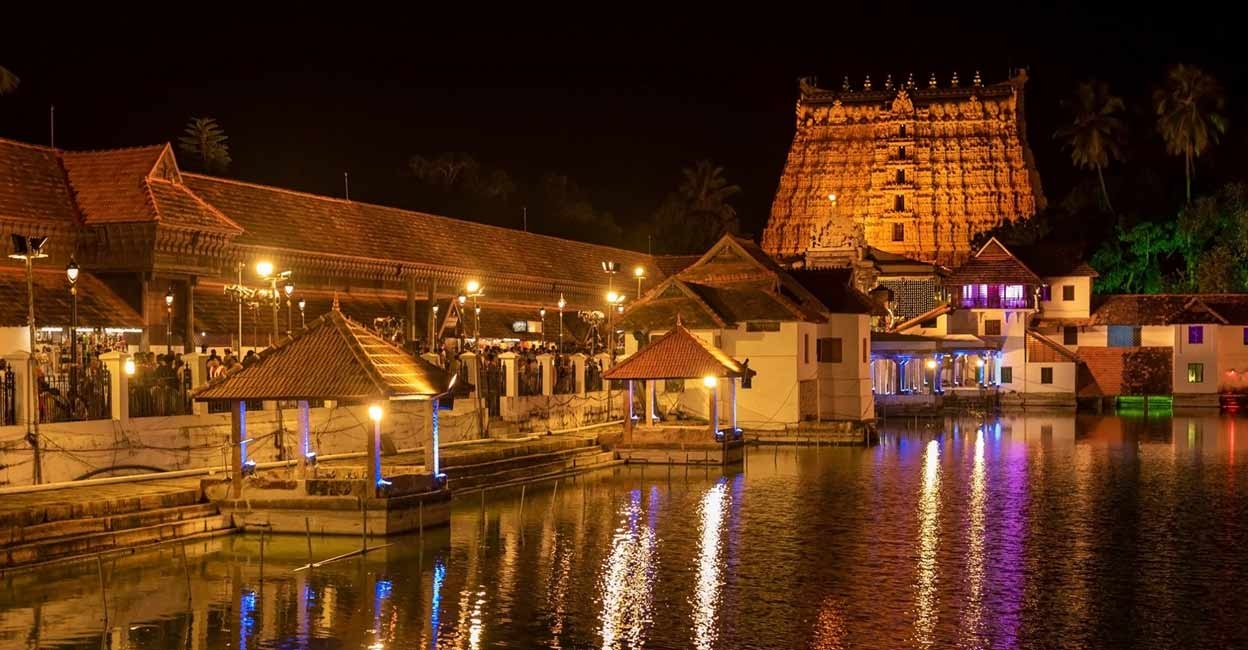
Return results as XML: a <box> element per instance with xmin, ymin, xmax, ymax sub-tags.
<box><xmin>284</xmin><ymin>280</ymin><xmax>294</xmax><ymax>335</ymax></box>
<box><xmin>164</xmin><ymin>286</ymin><xmax>174</xmax><ymax>353</ymax></box>
<box><xmin>256</xmin><ymin>261</ymin><xmax>292</xmax><ymax>346</ymax></box>
<box><xmin>605</xmin><ymin>291</ymin><xmax>625</xmax><ymax>361</ymax></box>
<box><xmin>66</xmin><ymin>259</ymin><xmax>79</xmax><ymax>400</ymax></box>
<box><xmin>10</xmin><ymin>235</ymin><xmax>47</xmax><ymax>484</ymax></box>
<box><xmin>633</xmin><ymin>265</ymin><xmax>646</xmax><ymax>299</ymax></box>
<box><xmin>297</xmin><ymin>297</ymin><xmax>306</xmax><ymax>329</ymax></box>
<box><xmin>463</xmin><ymin>280</ymin><xmax>484</xmax><ymax>341</ymax></box>
<box><xmin>539</xmin><ymin>307</ymin><xmax>546</xmax><ymax>345</ymax></box>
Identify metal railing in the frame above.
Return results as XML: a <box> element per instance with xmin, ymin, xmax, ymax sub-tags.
<box><xmin>41</xmin><ymin>367</ymin><xmax>111</xmax><ymax>423</ymax></box>
<box><xmin>129</xmin><ymin>366</ymin><xmax>192</xmax><ymax>418</ymax></box>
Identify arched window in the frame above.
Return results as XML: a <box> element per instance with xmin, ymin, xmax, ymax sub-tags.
<box><xmin>894</xmin><ymin>195</ymin><xmax>905</xmax><ymax>211</ymax></box>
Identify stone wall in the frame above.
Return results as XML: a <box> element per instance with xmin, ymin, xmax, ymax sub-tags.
<box><xmin>762</xmin><ymin>71</ymin><xmax>1044</xmax><ymax>267</ymax></box>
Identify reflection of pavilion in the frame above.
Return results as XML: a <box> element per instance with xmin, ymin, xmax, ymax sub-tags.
<box><xmin>193</xmin><ymin>304</ymin><xmax>455</xmax><ymax>536</ymax></box>
<box><xmin>603</xmin><ymin>321</ymin><xmax>748</xmax><ymax>465</ymax></box>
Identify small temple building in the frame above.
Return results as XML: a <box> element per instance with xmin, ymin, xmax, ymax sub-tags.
<box><xmin>762</xmin><ymin>69</ymin><xmax>1045</xmax><ymax>268</ymax></box>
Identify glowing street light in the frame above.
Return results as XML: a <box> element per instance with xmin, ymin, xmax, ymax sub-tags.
<box><xmin>297</xmin><ymin>297</ymin><xmax>306</xmax><ymax>328</ymax></box>
<box><xmin>557</xmin><ymin>293</ymin><xmax>566</xmax><ymax>350</ymax></box>
<box><xmin>633</xmin><ymin>265</ymin><xmax>646</xmax><ymax>298</ymax></box>
<box><xmin>165</xmin><ymin>285</ymin><xmax>175</xmax><ymax>353</ymax></box>
<box><xmin>702</xmin><ymin>375</ymin><xmax>718</xmax><ymax>389</ymax></box>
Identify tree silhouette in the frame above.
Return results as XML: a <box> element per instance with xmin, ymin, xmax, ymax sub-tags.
<box><xmin>1153</xmin><ymin>64</ymin><xmax>1228</xmax><ymax>203</ymax></box>
<box><xmin>178</xmin><ymin>117</ymin><xmax>232</xmax><ymax>174</ymax></box>
<box><xmin>1055</xmin><ymin>81</ymin><xmax>1126</xmax><ymax>214</ymax></box>
<box><xmin>652</xmin><ymin>160</ymin><xmax>742</xmax><ymax>253</ymax></box>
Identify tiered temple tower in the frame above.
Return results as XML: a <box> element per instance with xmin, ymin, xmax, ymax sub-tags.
<box><xmin>762</xmin><ymin>69</ymin><xmax>1045</xmax><ymax>268</ymax></box>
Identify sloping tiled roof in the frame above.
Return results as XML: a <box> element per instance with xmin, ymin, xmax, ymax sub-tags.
<box><xmin>652</xmin><ymin>255</ymin><xmax>701</xmax><ymax>276</ymax></box>
<box><xmin>0</xmin><ymin>266</ymin><xmax>142</xmax><ymax>328</ymax></box>
<box><xmin>1089</xmin><ymin>295</ymin><xmax>1248</xmax><ymax>326</ymax></box>
<box><xmin>944</xmin><ymin>238</ymin><xmax>1042</xmax><ymax>286</ymax></box>
<box><xmin>0</xmin><ymin>138</ymin><xmax>79</xmax><ymax>224</ymax></box>
<box><xmin>604</xmin><ymin>324</ymin><xmax>745</xmax><ymax>380</ymax></box>
<box><xmin>890</xmin><ymin>303</ymin><xmax>953</xmax><ymax>333</ymax></box>
<box><xmin>619</xmin><ymin>278</ymin><xmax>727</xmax><ymax>331</ymax></box>
<box><xmin>147</xmin><ymin>179</ymin><xmax>242</xmax><ymax>233</ymax></box>
<box><xmin>183</xmin><ymin>173</ymin><xmax>652</xmax><ymax>288</ymax></box>
<box><xmin>61</xmin><ymin>146</ymin><xmax>165</xmax><ymax>224</ymax></box>
<box><xmin>1026</xmin><ymin>331</ymin><xmax>1079</xmax><ymax>363</ymax></box>
<box><xmin>193</xmin><ymin>308</ymin><xmax>452</xmax><ymax>401</ymax></box>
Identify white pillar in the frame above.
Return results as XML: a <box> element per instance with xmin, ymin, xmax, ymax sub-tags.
<box><xmin>537</xmin><ymin>353</ymin><xmax>554</xmax><ymax>396</ymax></box>
<box><xmin>647</xmin><ymin>380</ymin><xmax>656</xmax><ymax>424</ymax></box>
<box><xmin>99</xmin><ymin>350</ymin><xmax>131</xmax><ymax>421</ymax></box>
<box><xmin>459</xmin><ymin>351</ymin><xmax>479</xmax><ymax>396</ymax></box>
<box><xmin>731</xmin><ymin>377</ymin><xmax>737</xmax><ymax>431</ymax></box>
<box><xmin>298</xmin><ymin>400</ymin><xmax>311</xmax><ymax>478</ymax></box>
<box><xmin>498</xmin><ymin>351</ymin><xmax>518</xmax><ymax>397</ymax></box>
<box><xmin>430</xmin><ymin>398</ymin><xmax>441</xmax><ymax>476</ymax></box>
<box><xmin>183</xmin><ymin>352</ymin><xmax>208</xmax><ymax>414</ymax></box>
<box><xmin>368</xmin><ymin>414</ymin><xmax>382</xmax><ymax>495</ymax></box>
<box><xmin>571</xmin><ymin>353</ymin><xmax>587</xmax><ymax>396</ymax></box>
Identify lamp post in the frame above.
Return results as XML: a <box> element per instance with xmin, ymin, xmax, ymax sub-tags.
<box><xmin>539</xmin><ymin>307</ymin><xmax>546</xmax><ymax>346</ymax></box>
<box><xmin>284</xmin><ymin>280</ymin><xmax>294</xmax><ymax>335</ymax></box>
<box><xmin>633</xmin><ymin>265</ymin><xmax>646</xmax><ymax>299</ymax></box>
<box><xmin>10</xmin><ymin>235</ymin><xmax>47</xmax><ymax>484</ymax></box>
<box><xmin>256</xmin><ymin>261</ymin><xmax>292</xmax><ymax>346</ymax></box>
<box><xmin>463</xmin><ymin>280</ymin><xmax>484</xmax><ymax>342</ymax></box>
<box><xmin>557</xmin><ymin>294</ymin><xmax>566</xmax><ymax>352</ymax></box>
<box><xmin>298</xmin><ymin>297</ymin><xmax>306</xmax><ymax>329</ymax></box>
<box><xmin>605</xmin><ymin>291</ymin><xmax>625</xmax><ymax>361</ymax></box>
<box><xmin>66</xmin><ymin>259</ymin><xmax>79</xmax><ymax>400</ymax></box>
<box><xmin>164</xmin><ymin>286</ymin><xmax>174</xmax><ymax>353</ymax></box>
<box><xmin>431</xmin><ymin>304</ymin><xmax>439</xmax><ymax>352</ymax></box>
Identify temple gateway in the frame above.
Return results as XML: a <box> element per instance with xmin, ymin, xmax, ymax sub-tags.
<box><xmin>762</xmin><ymin>69</ymin><xmax>1045</xmax><ymax>268</ymax></box>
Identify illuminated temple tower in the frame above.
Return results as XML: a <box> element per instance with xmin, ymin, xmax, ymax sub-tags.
<box><xmin>762</xmin><ymin>70</ymin><xmax>1045</xmax><ymax>268</ymax></box>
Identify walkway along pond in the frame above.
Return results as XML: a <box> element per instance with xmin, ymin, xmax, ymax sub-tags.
<box><xmin>4</xmin><ymin>412</ymin><xmax>1248</xmax><ymax>648</ymax></box>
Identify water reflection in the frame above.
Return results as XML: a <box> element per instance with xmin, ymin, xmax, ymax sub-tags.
<box><xmin>597</xmin><ymin>488</ymin><xmax>657</xmax><ymax>648</ymax></box>
<box><xmin>8</xmin><ymin>414</ymin><xmax>1248</xmax><ymax>649</ymax></box>
<box><xmin>692</xmin><ymin>478</ymin><xmax>728</xmax><ymax>649</ymax></box>
<box><xmin>914</xmin><ymin>438</ymin><xmax>941</xmax><ymax>647</ymax></box>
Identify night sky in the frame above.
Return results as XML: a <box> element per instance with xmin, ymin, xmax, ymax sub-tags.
<box><xmin>1</xmin><ymin>11</ymin><xmax>1241</xmax><ymax>247</ymax></box>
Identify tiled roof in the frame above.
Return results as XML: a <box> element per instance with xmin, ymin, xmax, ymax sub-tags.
<box><xmin>147</xmin><ymin>179</ymin><xmax>242</xmax><ymax>233</ymax></box>
<box><xmin>0</xmin><ymin>138</ymin><xmax>79</xmax><ymax>224</ymax></box>
<box><xmin>61</xmin><ymin>146</ymin><xmax>165</xmax><ymax>224</ymax></box>
<box><xmin>1089</xmin><ymin>295</ymin><xmax>1248</xmax><ymax>326</ymax></box>
<box><xmin>182</xmin><ymin>173</ymin><xmax>652</xmax><ymax>288</ymax></box>
<box><xmin>0</xmin><ymin>266</ymin><xmax>142</xmax><ymax>328</ymax></box>
<box><xmin>604</xmin><ymin>324</ymin><xmax>745</xmax><ymax>380</ymax></box>
<box><xmin>789</xmin><ymin>268</ymin><xmax>877</xmax><ymax>315</ymax></box>
<box><xmin>619</xmin><ymin>278</ymin><xmax>728</xmax><ymax>331</ymax></box>
<box><xmin>890</xmin><ymin>303</ymin><xmax>953</xmax><ymax>333</ymax></box>
<box><xmin>686</xmin><ymin>281</ymin><xmax>813</xmax><ymax>323</ymax></box>
<box><xmin>1026</xmin><ymin>331</ymin><xmax>1078</xmax><ymax>363</ymax></box>
<box><xmin>193</xmin><ymin>308</ymin><xmax>452</xmax><ymax>402</ymax></box>
<box><xmin>652</xmin><ymin>255</ymin><xmax>701</xmax><ymax>276</ymax></box>
<box><xmin>944</xmin><ymin>238</ymin><xmax>1042</xmax><ymax>286</ymax></box>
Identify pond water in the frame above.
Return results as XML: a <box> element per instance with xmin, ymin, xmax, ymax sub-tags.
<box><xmin>5</xmin><ymin>413</ymin><xmax>1248</xmax><ymax>649</ymax></box>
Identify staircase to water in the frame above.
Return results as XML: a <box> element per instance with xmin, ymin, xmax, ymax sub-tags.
<box><xmin>0</xmin><ymin>480</ymin><xmax>233</xmax><ymax>572</ymax></box>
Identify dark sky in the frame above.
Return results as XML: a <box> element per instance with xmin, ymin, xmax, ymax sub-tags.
<box><xmin>1</xmin><ymin>10</ymin><xmax>1241</xmax><ymax>246</ymax></box>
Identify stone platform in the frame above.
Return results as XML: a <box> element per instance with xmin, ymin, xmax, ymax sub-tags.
<box><xmin>203</xmin><ymin>465</ymin><xmax>450</xmax><ymax>537</ymax></box>
<box><xmin>615</xmin><ymin>426</ymin><xmax>745</xmax><ymax>465</ymax></box>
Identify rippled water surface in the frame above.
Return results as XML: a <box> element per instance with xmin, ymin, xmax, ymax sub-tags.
<box><xmin>5</xmin><ymin>413</ymin><xmax>1248</xmax><ymax>649</ymax></box>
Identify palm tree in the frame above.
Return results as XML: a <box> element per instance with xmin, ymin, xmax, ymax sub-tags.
<box><xmin>0</xmin><ymin>65</ymin><xmax>18</xmax><ymax>95</ymax></box>
<box><xmin>177</xmin><ymin>117</ymin><xmax>232</xmax><ymax>174</ymax></box>
<box><xmin>1153</xmin><ymin>64</ymin><xmax>1229</xmax><ymax>203</ymax></box>
<box><xmin>1054</xmin><ymin>81</ymin><xmax>1126</xmax><ymax>214</ymax></box>
<box><xmin>678</xmin><ymin>160</ymin><xmax>742</xmax><ymax>237</ymax></box>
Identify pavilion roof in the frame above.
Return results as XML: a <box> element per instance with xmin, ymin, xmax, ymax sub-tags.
<box><xmin>193</xmin><ymin>307</ymin><xmax>452</xmax><ymax>402</ymax></box>
<box><xmin>944</xmin><ymin>238</ymin><xmax>1042</xmax><ymax>287</ymax></box>
<box><xmin>604</xmin><ymin>323</ymin><xmax>745</xmax><ymax>380</ymax></box>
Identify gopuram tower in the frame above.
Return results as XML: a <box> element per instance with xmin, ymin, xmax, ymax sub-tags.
<box><xmin>762</xmin><ymin>70</ymin><xmax>1045</xmax><ymax>268</ymax></box>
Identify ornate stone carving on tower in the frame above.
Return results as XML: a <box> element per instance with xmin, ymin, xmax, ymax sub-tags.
<box><xmin>762</xmin><ymin>69</ymin><xmax>1046</xmax><ymax>268</ymax></box>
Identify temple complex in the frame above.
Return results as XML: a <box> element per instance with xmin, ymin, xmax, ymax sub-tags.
<box><xmin>762</xmin><ymin>69</ymin><xmax>1045</xmax><ymax>268</ymax></box>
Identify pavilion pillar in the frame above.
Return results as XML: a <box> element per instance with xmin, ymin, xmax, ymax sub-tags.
<box><xmin>184</xmin><ymin>278</ymin><xmax>197</xmax><ymax>354</ymax></box>
<box><xmin>624</xmin><ymin>380</ymin><xmax>634</xmax><ymax>442</ymax></box>
<box><xmin>297</xmin><ymin>400</ymin><xmax>312</xmax><ymax>479</ymax></box>
<box><xmin>647</xmin><ymin>379</ymin><xmax>657</xmax><ymax>424</ymax></box>
<box><xmin>429</xmin><ymin>398</ymin><xmax>442</xmax><ymax>476</ymax></box>
<box><xmin>426</xmin><ymin>278</ymin><xmax>438</xmax><ymax>354</ymax></box>
<box><xmin>460</xmin><ymin>351</ymin><xmax>480</xmax><ymax>396</ymax></box>
<box><xmin>368</xmin><ymin>410</ymin><xmax>382</xmax><ymax>496</ymax></box>
<box><xmin>230</xmin><ymin>400</ymin><xmax>246</xmax><ymax>498</ymax></box>
<box><xmin>707</xmin><ymin>379</ymin><xmax>718</xmax><ymax>440</ymax></box>
<box><xmin>730</xmin><ymin>377</ymin><xmax>737</xmax><ymax>431</ymax></box>
<box><xmin>499</xmin><ymin>351</ymin><xmax>518</xmax><ymax>397</ymax></box>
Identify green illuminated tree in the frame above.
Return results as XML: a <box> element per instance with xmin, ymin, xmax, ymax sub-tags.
<box><xmin>1055</xmin><ymin>81</ymin><xmax>1126</xmax><ymax>214</ymax></box>
<box><xmin>177</xmin><ymin>117</ymin><xmax>232</xmax><ymax>174</ymax></box>
<box><xmin>1153</xmin><ymin>64</ymin><xmax>1228</xmax><ymax>203</ymax></box>
<box><xmin>1090</xmin><ymin>221</ymin><xmax>1179</xmax><ymax>294</ymax></box>
<box><xmin>0</xmin><ymin>66</ymin><xmax>18</xmax><ymax>95</ymax></box>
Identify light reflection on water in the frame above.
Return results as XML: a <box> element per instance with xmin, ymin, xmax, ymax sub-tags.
<box><xmin>6</xmin><ymin>414</ymin><xmax>1248</xmax><ymax>649</ymax></box>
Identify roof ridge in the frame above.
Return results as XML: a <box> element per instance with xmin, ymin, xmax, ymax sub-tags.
<box><xmin>147</xmin><ymin>176</ymin><xmax>245</xmax><ymax>233</ymax></box>
<box><xmin>183</xmin><ymin>172</ymin><xmax>653</xmax><ymax>257</ymax></box>
<box><xmin>0</xmin><ymin>136</ymin><xmax>56</xmax><ymax>152</ymax></box>
<box><xmin>58</xmin><ymin>143</ymin><xmax>169</xmax><ymax>157</ymax></box>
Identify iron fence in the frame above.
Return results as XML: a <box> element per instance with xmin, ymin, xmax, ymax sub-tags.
<box><xmin>41</xmin><ymin>366</ymin><xmax>112</xmax><ymax>423</ymax></box>
<box><xmin>0</xmin><ymin>367</ymin><xmax>14</xmax><ymax>426</ymax></box>
<box><xmin>130</xmin><ymin>365</ymin><xmax>193</xmax><ymax>418</ymax></box>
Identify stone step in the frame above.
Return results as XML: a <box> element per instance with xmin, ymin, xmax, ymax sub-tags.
<box><xmin>0</xmin><ymin>483</ymin><xmax>202</xmax><ymax>530</ymax></box>
<box><xmin>451</xmin><ymin>449</ymin><xmax>618</xmax><ymax>491</ymax></box>
<box><xmin>443</xmin><ymin>445</ymin><xmax>606</xmax><ymax>482</ymax></box>
<box><xmin>1</xmin><ymin>503</ymin><xmax>221</xmax><ymax>548</ymax></box>
<box><xmin>441</xmin><ymin>436</ymin><xmax>599</xmax><ymax>470</ymax></box>
<box><xmin>0</xmin><ymin>513</ymin><xmax>232</xmax><ymax>570</ymax></box>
